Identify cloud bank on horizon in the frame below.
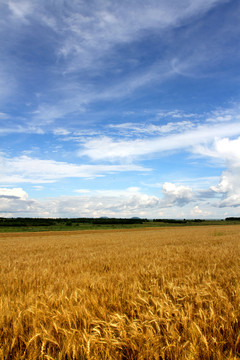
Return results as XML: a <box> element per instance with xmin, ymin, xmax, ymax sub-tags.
<box><xmin>1</xmin><ymin>0</ymin><xmax>240</xmax><ymax>218</ymax></box>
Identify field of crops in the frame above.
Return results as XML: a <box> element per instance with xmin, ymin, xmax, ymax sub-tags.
<box><xmin>1</xmin><ymin>226</ymin><xmax>240</xmax><ymax>359</ymax></box>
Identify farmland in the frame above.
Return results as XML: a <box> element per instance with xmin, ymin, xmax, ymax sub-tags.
<box><xmin>1</xmin><ymin>226</ymin><xmax>240</xmax><ymax>359</ymax></box>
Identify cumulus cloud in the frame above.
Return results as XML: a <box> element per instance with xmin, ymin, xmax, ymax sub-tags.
<box><xmin>162</xmin><ymin>182</ymin><xmax>193</xmax><ymax>206</ymax></box>
<box><xmin>72</xmin><ymin>187</ymin><xmax>161</xmax><ymax>217</ymax></box>
<box><xmin>215</xmin><ymin>138</ymin><xmax>240</xmax><ymax>166</ymax></box>
<box><xmin>0</xmin><ymin>181</ymin><xmax>237</xmax><ymax>219</ymax></box>
<box><xmin>0</xmin><ymin>187</ymin><xmax>28</xmax><ymax>200</ymax></box>
<box><xmin>210</xmin><ymin>170</ymin><xmax>240</xmax><ymax>207</ymax></box>
<box><xmin>0</xmin><ymin>187</ymin><xmax>39</xmax><ymax>216</ymax></box>
<box><xmin>190</xmin><ymin>205</ymin><xmax>210</xmax><ymax>217</ymax></box>
<box><xmin>210</xmin><ymin>173</ymin><xmax>232</xmax><ymax>194</ymax></box>
<box><xmin>194</xmin><ymin>137</ymin><xmax>240</xmax><ymax>208</ymax></box>
<box><xmin>191</xmin><ymin>205</ymin><xmax>203</xmax><ymax>215</ymax></box>
<box><xmin>0</xmin><ymin>187</ymin><xmax>162</xmax><ymax>218</ymax></box>
<box><xmin>0</xmin><ymin>185</ymin><xmax>173</xmax><ymax>218</ymax></box>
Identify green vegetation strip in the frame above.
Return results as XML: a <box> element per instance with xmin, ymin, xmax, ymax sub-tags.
<box><xmin>1</xmin><ymin>217</ymin><xmax>240</xmax><ymax>232</ymax></box>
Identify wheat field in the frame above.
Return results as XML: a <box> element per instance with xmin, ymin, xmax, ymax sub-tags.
<box><xmin>1</xmin><ymin>225</ymin><xmax>240</xmax><ymax>359</ymax></box>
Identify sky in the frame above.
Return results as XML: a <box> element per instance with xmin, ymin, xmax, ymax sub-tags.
<box><xmin>1</xmin><ymin>0</ymin><xmax>240</xmax><ymax>219</ymax></box>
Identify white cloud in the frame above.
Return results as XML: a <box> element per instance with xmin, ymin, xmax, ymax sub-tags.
<box><xmin>0</xmin><ymin>187</ymin><xmax>39</xmax><ymax>216</ymax></box>
<box><xmin>0</xmin><ymin>112</ymin><xmax>9</xmax><ymax>119</ymax></box>
<box><xmin>75</xmin><ymin>189</ymin><xmax>90</xmax><ymax>194</ymax></box>
<box><xmin>31</xmin><ymin>104</ymin><xmax>75</xmax><ymax>125</ymax></box>
<box><xmin>109</xmin><ymin>120</ymin><xmax>194</xmax><ymax>136</ymax></box>
<box><xmin>0</xmin><ymin>124</ymin><xmax>44</xmax><ymax>135</ymax></box>
<box><xmin>0</xmin><ymin>181</ymin><xmax>237</xmax><ymax>218</ymax></box>
<box><xmin>50</xmin><ymin>194</ymin><xmax>160</xmax><ymax>218</ymax></box>
<box><xmin>53</xmin><ymin>128</ymin><xmax>71</xmax><ymax>136</ymax></box>
<box><xmin>194</xmin><ymin>137</ymin><xmax>240</xmax><ymax>165</ymax></box>
<box><xmin>158</xmin><ymin>110</ymin><xmax>196</xmax><ymax>119</ymax></box>
<box><xmin>1</xmin><ymin>0</ymin><xmax>225</xmax><ymax>119</ymax></box>
<box><xmin>77</xmin><ymin>187</ymin><xmax>142</xmax><ymax>198</ymax></box>
<box><xmin>210</xmin><ymin>173</ymin><xmax>232</xmax><ymax>193</ymax></box>
<box><xmin>190</xmin><ymin>205</ymin><xmax>210</xmax><ymax>217</ymax></box>
<box><xmin>0</xmin><ymin>187</ymin><xmax>209</xmax><ymax>219</ymax></box>
<box><xmin>56</xmin><ymin>0</ymin><xmax>227</xmax><ymax>72</ymax></box>
<box><xmin>206</xmin><ymin>106</ymin><xmax>240</xmax><ymax>124</ymax></box>
<box><xmin>0</xmin><ymin>187</ymin><xmax>28</xmax><ymax>200</ymax></box>
<box><xmin>210</xmin><ymin>169</ymin><xmax>240</xmax><ymax>207</ymax></box>
<box><xmin>194</xmin><ymin>136</ymin><xmax>240</xmax><ymax>208</ymax></box>
<box><xmin>162</xmin><ymin>182</ymin><xmax>193</xmax><ymax>206</ymax></box>
<box><xmin>219</xmin><ymin>193</ymin><xmax>240</xmax><ymax>208</ymax></box>
<box><xmin>7</xmin><ymin>0</ymin><xmax>33</xmax><ymax>22</ymax></box>
<box><xmin>215</xmin><ymin>138</ymin><xmax>240</xmax><ymax>165</ymax></box>
<box><xmin>33</xmin><ymin>185</ymin><xmax>44</xmax><ymax>191</ymax></box>
<box><xmin>0</xmin><ymin>154</ymin><xmax>150</xmax><ymax>184</ymax></box>
<box><xmin>191</xmin><ymin>205</ymin><xmax>203</xmax><ymax>215</ymax></box>
<box><xmin>0</xmin><ymin>186</ymin><xmax>162</xmax><ymax>218</ymax></box>
<box><xmin>0</xmin><ymin>0</ymin><xmax>235</xmax><ymax>124</ymax></box>
<box><xmin>79</xmin><ymin>122</ymin><xmax>240</xmax><ymax>161</ymax></box>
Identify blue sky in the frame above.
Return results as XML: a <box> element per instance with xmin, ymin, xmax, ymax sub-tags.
<box><xmin>1</xmin><ymin>0</ymin><xmax>240</xmax><ymax>218</ymax></box>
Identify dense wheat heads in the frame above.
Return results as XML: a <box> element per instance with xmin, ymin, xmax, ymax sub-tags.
<box><xmin>1</xmin><ymin>226</ymin><xmax>240</xmax><ymax>359</ymax></box>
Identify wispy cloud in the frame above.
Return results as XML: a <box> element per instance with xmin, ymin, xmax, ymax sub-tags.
<box><xmin>0</xmin><ymin>124</ymin><xmax>44</xmax><ymax>135</ymax></box>
<box><xmin>79</xmin><ymin>121</ymin><xmax>240</xmax><ymax>161</ymax></box>
<box><xmin>0</xmin><ymin>154</ymin><xmax>150</xmax><ymax>184</ymax></box>
<box><xmin>109</xmin><ymin>120</ymin><xmax>195</xmax><ymax>136</ymax></box>
<box><xmin>0</xmin><ymin>0</ymin><xmax>234</xmax><ymax>123</ymax></box>
<box><xmin>57</xmin><ymin>0</ymin><xmax>228</xmax><ymax>72</ymax></box>
<box><xmin>0</xmin><ymin>67</ymin><xmax>16</xmax><ymax>105</ymax></box>
<box><xmin>0</xmin><ymin>112</ymin><xmax>9</xmax><ymax>120</ymax></box>
<box><xmin>194</xmin><ymin>137</ymin><xmax>240</xmax><ymax>165</ymax></box>
<box><xmin>7</xmin><ymin>0</ymin><xmax>33</xmax><ymax>22</ymax></box>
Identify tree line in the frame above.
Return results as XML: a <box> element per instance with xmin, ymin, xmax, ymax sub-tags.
<box><xmin>1</xmin><ymin>217</ymin><xmax>240</xmax><ymax>228</ymax></box>
<box><xmin>0</xmin><ymin>217</ymin><xmax>148</xmax><ymax>227</ymax></box>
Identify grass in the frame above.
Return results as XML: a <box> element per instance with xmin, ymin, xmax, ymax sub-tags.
<box><xmin>1</xmin><ymin>225</ymin><xmax>240</xmax><ymax>359</ymax></box>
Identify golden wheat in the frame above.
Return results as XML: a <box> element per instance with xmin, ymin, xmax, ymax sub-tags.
<box><xmin>1</xmin><ymin>226</ymin><xmax>240</xmax><ymax>359</ymax></box>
